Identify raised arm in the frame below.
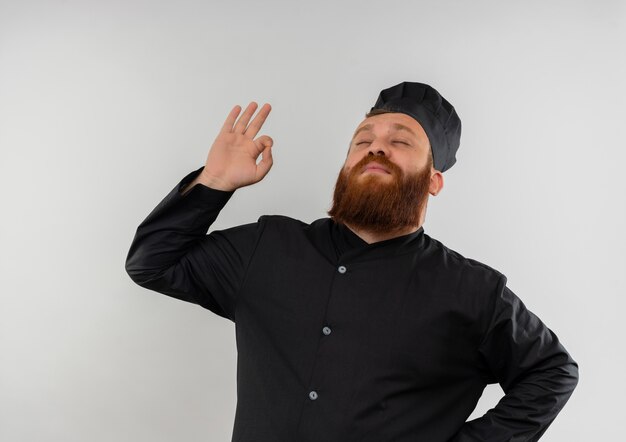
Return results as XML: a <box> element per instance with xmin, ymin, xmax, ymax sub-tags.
<box><xmin>125</xmin><ymin>102</ymin><xmax>274</xmax><ymax>321</ymax></box>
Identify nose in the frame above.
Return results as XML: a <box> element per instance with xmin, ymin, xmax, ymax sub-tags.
<box><xmin>367</xmin><ymin>141</ymin><xmax>390</xmax><ymax>157</ymax></box>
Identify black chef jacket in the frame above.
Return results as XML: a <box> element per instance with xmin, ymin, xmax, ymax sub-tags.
<box><xmin>125</xmin><ymin>166</ymin><xmax>579</xmax><ymax>442</ymax></box>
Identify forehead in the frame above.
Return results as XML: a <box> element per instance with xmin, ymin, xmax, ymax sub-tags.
<box><xmin>353</xmin><ymin>112</ymin><xmax>429</xmax><ymax>143</ymax></box>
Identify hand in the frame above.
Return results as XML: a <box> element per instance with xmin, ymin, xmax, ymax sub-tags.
<box><xmin>200</xmin><ymin>102</ymin><xmax>274</xmax><ymax>191</ymax></box>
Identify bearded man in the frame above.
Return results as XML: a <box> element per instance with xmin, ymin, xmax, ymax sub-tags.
<box><xmin>125</xmin><ymin>81</ymin><xmax>578</xmax><ymax>442</ymax></box>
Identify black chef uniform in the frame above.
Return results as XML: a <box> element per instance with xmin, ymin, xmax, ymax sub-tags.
<box><xmin>125</xmin><ymin>165</ymin><xmax>579</xmax><ymax>442</ymax></box>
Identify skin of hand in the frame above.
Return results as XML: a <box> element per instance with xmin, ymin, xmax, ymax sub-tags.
<box><xmin>196</xmin><ymin>101</ymin><xmax>274</xmax><ymax>192</ymax></box>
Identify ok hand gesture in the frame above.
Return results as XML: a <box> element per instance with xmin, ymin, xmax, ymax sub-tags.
<box><xmin>200</xmin><ymin>102</ymin><xmax>273</xmax><ymax>191</ymax></box>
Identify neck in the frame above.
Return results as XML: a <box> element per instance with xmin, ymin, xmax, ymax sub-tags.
<box><xmin>343</xmin><ymin>222</ymin><xmax>422</xmax><ymax>244</ymax></box>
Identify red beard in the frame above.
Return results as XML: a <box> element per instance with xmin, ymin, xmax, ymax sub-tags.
<box><xmin>328</xmin><ymin>154</ymin><xmax>432</xmax><ymax>234</ymax></box>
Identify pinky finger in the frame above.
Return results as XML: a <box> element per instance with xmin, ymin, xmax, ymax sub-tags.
<box><xmin>220</xmin><ymin>105</ymin><xmax>241</xmax><ymax>133</ymax></box>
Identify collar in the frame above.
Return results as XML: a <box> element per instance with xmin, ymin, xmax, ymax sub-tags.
<box><xmin>307</xmin><ymin>217</ymin><xmax>427</xmax><ymax>264</ymax></box>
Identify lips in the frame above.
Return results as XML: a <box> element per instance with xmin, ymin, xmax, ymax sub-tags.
<box><xmin>362</xmin><ymin>162</ymin><xmax>391</xmax><ymax>174</ymax></box>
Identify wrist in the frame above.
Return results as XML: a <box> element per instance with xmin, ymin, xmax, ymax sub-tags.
<box><xmin>197</xmin><ymin>172</ymin><xmax>237</xmax><ymax>192</ymax></box>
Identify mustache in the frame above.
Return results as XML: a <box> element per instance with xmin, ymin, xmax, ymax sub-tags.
<box><xmin>350</xmin><ymin>154</ymin><xmax>402</xmax><ymax>176</ymax></box>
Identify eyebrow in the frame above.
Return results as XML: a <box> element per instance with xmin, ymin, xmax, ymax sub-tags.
<box><xmin>352</xmin><ymin>123</ymin><xmax>418</xmax><ymax>139</ymax></box>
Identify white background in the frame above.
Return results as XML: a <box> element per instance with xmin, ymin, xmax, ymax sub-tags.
<box><xmin>1</xmin><ymin>0</ymin><xmax>624</xmax><ymax>440</ymax></box>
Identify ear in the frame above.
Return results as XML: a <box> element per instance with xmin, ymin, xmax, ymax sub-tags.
<box><xmin>429</xmin><ymin>170</ymin><xmax>444</xmax><ymax>196</ymax></box>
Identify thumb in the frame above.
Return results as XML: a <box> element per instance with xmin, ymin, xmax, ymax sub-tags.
<box><xmin>253</xmin><ymin>135</ymin><xmax>273</xmax><ymax>155</ymax></box>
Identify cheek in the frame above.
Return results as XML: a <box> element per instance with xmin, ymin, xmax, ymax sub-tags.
<box><xmin>401</xmin><ymin>154</ymin><xmax>424</xmax><ymax>174</ymax></box>
<box><xmin>344</xmin><ymin>154</ymin><xmax>361</xmax><ymax>171</ymax></box>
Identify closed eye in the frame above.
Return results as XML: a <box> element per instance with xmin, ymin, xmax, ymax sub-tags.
<box><xmin>354</xmin><ymin>140</ymin><xmax>412</xmax><ymax>147</ymax></box>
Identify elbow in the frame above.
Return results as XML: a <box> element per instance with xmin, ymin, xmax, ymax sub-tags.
<box><xmin>125</xmin><ymin>257</ymin><xmax>143</xmax><ymax>285</ymax></box>
<box><xmin>552</xmin><ymin>344</ymin><xmax>580</xmax><ymax>396</ymax></box>
<box><xmin>553</xmin><ymin>357</ymin><xmax>579</xmax><ymax>402</ymax></box>
<box><xmin>125</xmin><ymin>249</ymin><xmax>152</xmax><ymax>286</ymax></box>
<box><xmin>554</xmin><ymin>359</ymin><xmax>579</xmax><ymax>412</ymax></box>
<box><xmin>567</xmin><ymin>359</ymin><xmax>580</xmax><ymax>391</ymax></box>
<box><xmin>125</xmin><ymin>261</ymin><xmax>160</xmax><ymax>288</ymax></box>
<box><xmin>125</xmin><ymin>260</ymin><xmax>139</xmax><ymax>284</ymax></box>
<box><xmin>125</xmin><ymin>251</ymin><xmax>172</xmax><ymax>291</ymax></box>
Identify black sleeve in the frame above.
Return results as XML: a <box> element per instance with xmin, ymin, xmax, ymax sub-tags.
<box><xmin>124</xmin><ymin>165</ymin><xmax>265</xmax><ymax>322</ymax></box>
<box><xmin>451</xmin><ymin>276</ymin><xmax>579</xmax><ymax>441</ymax></box>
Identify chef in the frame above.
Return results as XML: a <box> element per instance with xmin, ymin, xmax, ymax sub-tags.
<box><xmin>125</xmin><ymin>81</ymin><xmax>579</xmax><ymax>441</ymax></box>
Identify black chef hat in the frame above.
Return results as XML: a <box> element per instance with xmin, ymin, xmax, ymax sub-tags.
<box><xmin>369</xmin><ymin>81</ymin><xmax>462</xmax><ymax>173</ymax></box>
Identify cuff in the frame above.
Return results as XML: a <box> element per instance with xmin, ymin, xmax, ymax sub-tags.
<box><xmin>177</xmin><ymin>165</ymin><xmax>235</xmax><ymax>205</ymax></box>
